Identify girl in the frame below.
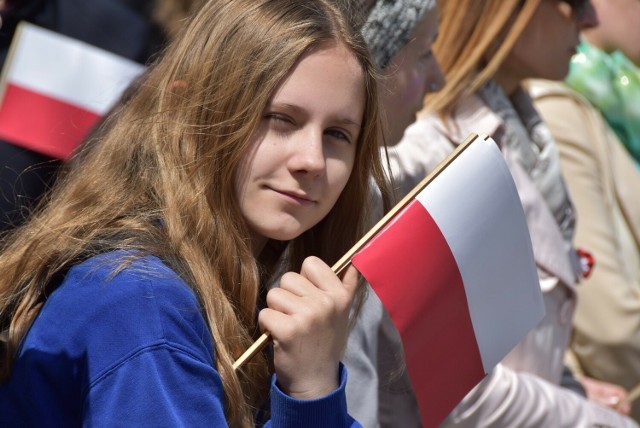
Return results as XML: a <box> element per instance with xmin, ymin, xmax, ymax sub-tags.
<box><xmin>0</xmin><ymin>0</ymin><xmax>390</xmax><ymax>426</ymax></box>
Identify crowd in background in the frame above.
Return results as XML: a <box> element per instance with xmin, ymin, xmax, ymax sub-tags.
<box><xmin>0</xmin><ymin>0</ymin><xmax>638</xmax><ymax>426</ymax></box>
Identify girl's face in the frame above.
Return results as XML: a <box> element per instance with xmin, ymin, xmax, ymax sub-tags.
<box><xmin>584</xmin><ymin>0</ymin><xmax>640</xmax><ymax>65</ymax></box>
<box><xmin>382</xmin><ymin>8</ymin><xmax>444</xmax><ymax>146</ymax></box>
<box><xmin>235</xmin><ymin>42</ymin><xmax>365</xmax><ymax>253</ymax></box>
<box><xmin>497</xmin><ymin>0</ymin><xmax>598</xmax><ymax>93</ymax></box>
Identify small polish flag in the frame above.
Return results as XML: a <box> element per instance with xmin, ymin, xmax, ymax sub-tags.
<box><xmin>351</xmin><ymin>134</ymin><xmax>544</xmax><ymax>427</ymax></box>
<box><xmin>0</xmin><ymin>22</ymin><xmax>144</xmax><ymax>159</ymax></box>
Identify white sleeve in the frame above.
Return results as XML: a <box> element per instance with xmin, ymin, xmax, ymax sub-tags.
<box><xmin>443</xmin><ymin>364</ymin><xmax>638</xmax><ymax>428</ymax></box>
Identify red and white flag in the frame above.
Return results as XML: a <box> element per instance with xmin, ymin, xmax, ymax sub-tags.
<box><xmin>351</xmin><ymin>134</ymin><xmax>544</xmax><ymax>428</ymax></box>
<box><xmin>0</xmin><ymin>22</ymin><xmax>144</xmax><ymax>159</ymax></box>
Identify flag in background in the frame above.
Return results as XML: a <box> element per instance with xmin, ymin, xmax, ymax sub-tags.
<box><xmin>352</xmin><ymin>135</ymin><xmax>544</xmax><ymax>428</ymax></box>
<box><xmin>0</xmin><ymin>22</ymin><xmax>144</xmax><ymax>159</ymax></box>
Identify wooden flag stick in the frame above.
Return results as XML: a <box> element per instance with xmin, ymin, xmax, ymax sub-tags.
<box><xmin>623</xmin><ymin>382</ymin><xmax>640</xmax><ymax>407</ymax></box>
<box><xmin>233</xmin><ymin>133</ymin><xmax>482</xmax><ymax>371</ymax></box>
<box><xmin>611</xmin><ymin>381</ymin><xmax>640</xmax><ymax>412</ymax></box>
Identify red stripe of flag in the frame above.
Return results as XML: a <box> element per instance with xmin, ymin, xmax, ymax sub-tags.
<box><xmin>352</xmin><ymin>199</ymin><xmax>485</xmax><ymax>427</ymax></box>
<box><xmin>0</xmin><ymin>84</ymin><xmax>101</xmax><ymax>159</ymax></box>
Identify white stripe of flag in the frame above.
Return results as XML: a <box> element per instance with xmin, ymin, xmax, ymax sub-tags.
<box><xmin>0</xmin><ymin>22</ymin><xmax>144</xmax><ymax>159</ymax></box>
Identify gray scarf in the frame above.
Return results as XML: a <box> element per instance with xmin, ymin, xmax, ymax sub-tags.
<box><xmin>478</xmin><ymin>80</ymin><xmax>576</xmax><ymax>246</ymax></box>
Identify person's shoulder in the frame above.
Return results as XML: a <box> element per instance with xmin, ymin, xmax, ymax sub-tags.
<box><xmin>388</xmin><ymin>114</ymin><xmax>456</xmax><ymax>180</ymax></box>
<box><xmin>394</xmin><ymin>113</ymin><xmax>458</xmax><ymax>159</ymax></box>
<box><xmin>528</xmin><ymin>79</ymin><xmax>605</xmax><ymax>146</ymax></box>
<box><xmin>31</xmin><ymin>251</ymin><xmax>213</xmax><ymax>380</ymax></box>
<box><xmin>404</xmin><ymin>111</ymin><xmax>451</xmax><ymax>144</ymax></box>
<box><xmin>527</xmin><ymin>79</ymin><xmax>594</xmax><ymax>112</ymax></box>
<box><xmin>527</xmin><ymin>79</ymin><xmax>573</xmax><ymax>97</ymax></box>
<box><xmin>60</xmin><ymin>250</ymin><xmax>198</xmax><ymax>311</ymax></box>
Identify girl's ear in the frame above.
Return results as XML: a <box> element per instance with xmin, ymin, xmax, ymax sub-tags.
<box><xmin>167</xmin><ymin>80</ymin><xmax>188</xmax><ymax>104</ymax></box>
<box><xmin>170</xmin><ymin>80</ymin><xmax>188</xmax><ymax>93</ymax></box>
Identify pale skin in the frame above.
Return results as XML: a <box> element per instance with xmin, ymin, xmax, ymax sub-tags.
<box><xmin>583</xmin><ymin>0</ymin><xmax>640</xmax><ymax>65</ymax></box>
<box><xmin>381</xmin><ymin>8</ymin><xmax>444</xmax><ymax>146</ymax></box>
<box><xmin>263</xmin><ymin>258</ymin><xmax>359</xmax><ymax>399</ymax></box>
<box><xmin>235</xmin><ymin>41</ymin><xmax>365</xmax><ymax>399</ymax></box>
<box><xmin>496</xmin><ymin>0</ymin><xmax>632</xmax><ymax>414</ymax></box>
<box><xmin>495</xmin><ymin>0</ymin><xmax>598</xmax><ymax>95</ymax></box>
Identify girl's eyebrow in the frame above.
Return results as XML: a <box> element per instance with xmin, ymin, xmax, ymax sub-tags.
<box><xmin>269</xmin><ymin>102</ymin><xmax>362</xmax><ymax>128</ymax></box>
<box><xmin>268</xmin><ymin>102</ymin><xmax>304</xmax><ymax>114</ymax></box>
<box><xmin>334</xmin><ymin>117</ymin><xmax>362</xmax><ymax>129</ymax></box>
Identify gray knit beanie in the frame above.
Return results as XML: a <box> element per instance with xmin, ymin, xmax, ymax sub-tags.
<box><xmin>357</xmin><ymin>0</ymin><xmax>437</xmax><ymax>69</ymax></box>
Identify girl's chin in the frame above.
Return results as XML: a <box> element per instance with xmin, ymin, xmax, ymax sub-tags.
<box><xmin>258</xmin><ymin>225</ymin><xmax>311</xmax><ymax>243</ymax></box>
<box><xmin>267</xmin><ymin>230</ymin><xmax>307</xmax><ymax>242</ymax></box>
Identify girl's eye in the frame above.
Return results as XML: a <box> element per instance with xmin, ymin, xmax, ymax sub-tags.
<box><xmin>325</xmin><ymin>129</ymin><xmax>351</xmax><ymax>143</ymax></box>
<box><xmin>266</xmin><ymin>113</ymin><xmax>293</xmax><ymax>124</ymax></box>
<box><xmin>264</xmin><ymin>113</ymin><xmax>296</xmax><ymax>133</ymax></box>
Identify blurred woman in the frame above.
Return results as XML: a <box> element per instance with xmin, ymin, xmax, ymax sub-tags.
<box><xmin>387</xmin><ymin>0</ymin><xmax>637</xmax><ymax>425</ymax></box>
<box><xmin>529</xmin><ymin>0</ymin><xmax>640</xmax><ymax>420</ymax></box>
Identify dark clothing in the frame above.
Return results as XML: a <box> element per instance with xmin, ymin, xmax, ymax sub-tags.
<box><xmin>0</xmin><ymin>144</ymin><xmax>60</xmax><ymax>230</ymax></box>
<box><xmin>0</xmin><ymin>0</ymin><xmax>164</xmax><ymax>231</ymax></box>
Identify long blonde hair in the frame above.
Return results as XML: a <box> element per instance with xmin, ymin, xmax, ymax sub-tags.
<box><xmin>0</xmin><ymin>0</ymin><xmax>389</xmax><ymax>425</ymax></box>
<box><xmin>426</xmin><ymin>0</ymin><xmax>542</xmax><ymax>114</ymax></box>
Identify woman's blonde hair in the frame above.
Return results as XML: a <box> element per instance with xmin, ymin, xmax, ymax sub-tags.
<box><xmin>0</xmin><ymin>0</ymin><xmax>389</xmax><ymax>425</ymax></box>
<box><xmin>426</xmin><ymin>0</ymin><xmax>542</xmax><ymax>113</ymax></box>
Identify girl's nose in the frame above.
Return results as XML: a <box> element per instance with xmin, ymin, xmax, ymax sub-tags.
<box><xmin>287</xmin><ymin>129</ymin><xmax>326</xmax><ymax>177</ymax></box>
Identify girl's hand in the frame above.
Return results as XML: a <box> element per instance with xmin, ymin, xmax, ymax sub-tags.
<box><xmin>258</xmin><ymin>257</ymin><xmax>359</xmax><ymax>400</ymax></box>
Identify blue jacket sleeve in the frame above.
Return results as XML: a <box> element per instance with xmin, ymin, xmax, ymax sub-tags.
<box><xmin>85</xmin><ymin>343</ymin><xmax>228</xmax><ymax>426</ymax></box>
<box><xmin>266</xmin><ymin>363</ymin><xmax>362</xmax><ymax>428</ymax></box>
<box><xmin>86</xmin><ymin>346</ymin><xmax>360</xmax><ymax>427</ymax></box>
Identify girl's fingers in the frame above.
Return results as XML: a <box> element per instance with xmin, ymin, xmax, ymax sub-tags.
<box><xmin>275</xmin><ymin>258</ymin><xmax>360</xmax><ymax>316</ymax></box>
<box><xmin>278</xmin><ymin>270</ymin><xmax>315</xmax><ymax>296</ymax></box>
<box><xmin>340</xmin><ymin>264</ymin><xmax>360</xmax><ymax>297</ymax></box>
<box><xmin>265</xmin><ymin>287</ymin><xmax>304</xmax><ymax>315</ymax></box>
<box><xmin>258</xmin><ymin>308</ymin><xmax>293</xmax><ymax>338</ymax></box>
<box><xmin>261</xmin><ymin>258</ymin><xmax>360</xmax><ymax>399</ymax></box>
<box><xmin>299</xmin><ymin>256</ymin><xmax>343</xmax><ymax>292</ymax></box>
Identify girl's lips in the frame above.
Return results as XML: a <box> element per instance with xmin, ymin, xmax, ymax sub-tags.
<box><xmin>270</xmin><ymin>187</ymin><xmax>316</xmax><ymax>205</ymax></box>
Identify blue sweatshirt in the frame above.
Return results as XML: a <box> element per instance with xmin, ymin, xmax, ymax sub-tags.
<box><xmin>0</xmin><ymin>251</ymin><xmax>360</xmax><ymax>427</ymax></box>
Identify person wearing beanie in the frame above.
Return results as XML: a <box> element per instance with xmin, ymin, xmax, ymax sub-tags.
<box><xmin>343</xmin><ymin>0</ymin><xmax>444</xmax><ymax>146</ymax></box>
<box><xmin>361</xmin><ymin>0</ymin><xmax>432</xmax><ymax>69</ymax></box>
<box><xmin>341</xmin><ymin>1</ymin><xmax>444</xmax><ymax>426</ymax></box>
